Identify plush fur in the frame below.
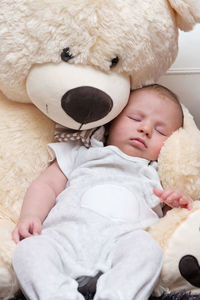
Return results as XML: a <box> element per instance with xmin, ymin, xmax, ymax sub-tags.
<box><xmin>1</xmin><ymin>0</ymin><xmax>200</xmax><ymax>117</ymax></box>
<box><xmin>1</xmin><ymin>0</ymin><xmax>199</xmax><ymax>104</ymax></box>
<box><xmin>158</xmin><ymin>106</ymin><xmax>200</xmax><ymax>200</ymax></box>
<box><xmin>0</xmin><ymin>92</ymin><xmax>55</xmax><ymax>298</ymax></box>
<box><xmin>0</xmin><ymin>0</ymin><xmax>200</xmax><ymax>299</ymax></box>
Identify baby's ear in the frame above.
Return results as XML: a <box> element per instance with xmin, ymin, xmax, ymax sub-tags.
<box><xmin>168</xmin><ymin>0</ymin><xmax>200</xmax><ymax>31</ymax></box>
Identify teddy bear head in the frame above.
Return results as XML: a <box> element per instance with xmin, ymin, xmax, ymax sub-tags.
<box><xmin>0</xmin><ymin>0</ymin><xmax>199</xmax><ymax>130</ymax></box>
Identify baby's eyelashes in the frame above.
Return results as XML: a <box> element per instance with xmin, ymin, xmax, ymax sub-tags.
<box><xmin>155</xmin><ymin>125</ymin><xmax>168</xmax><ymax>136</ymax></box>
<box><xmin>155</xmin><ymin>128</ymin><xmax>166</xmax><ymax>136</ymax></box>
<box><xmin>128</xmin><ymin>115</ymin><xmax>142</xmax><ymax>122</ymax></box>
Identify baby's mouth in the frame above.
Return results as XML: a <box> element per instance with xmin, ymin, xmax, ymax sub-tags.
<box><xmin>130</xmin><ymin>138</ymin><xmax>147</xmax><ymax>148</ymax></box>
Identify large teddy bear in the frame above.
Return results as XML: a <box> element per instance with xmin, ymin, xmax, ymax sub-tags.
<box><xmin>0</xmin><ymin>0</ymin><xmax>200</xmax><ymax>299</ymax></box>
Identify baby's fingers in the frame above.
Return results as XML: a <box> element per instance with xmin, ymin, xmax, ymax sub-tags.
<box><xmin>165</xmin><ymin>190</ymin><xmax>181</xmax><ymax>203</ymax></box>
<box><xmin>165</xmin><ymin>193</ymin><xmax>193</xmax><ymax>210</ymax></box>
<box><xmin>32</xmin><ymin>221</ymin><xmax>42</xmax><ymax>236</ymax></box>
<box><xmin>164</xmin><ymin>191</ymin><xmax>181</xmax><ymax>206</ymax></box>
<box><xmin>154</xmin><ymin>188</ymin><xmax>174</xmax><ymax>202</ymax></box>
<box><xmin>12</xmin><ymin>228</ymin><xmax>20</xmax><ymax>244</ymax></box>
<box><xmin>16</xmin><ymin>224</ymin><xmax>32</xmax><ymax>241</ymax></box>
<box><xmin>179</xmin><ymin>196</ymin><xmax>193</xmax><ymax>210</ymax></box>
<box><xmin>153</xmin><ymin>188</ymin><xmax>163</xmax><ymax>197</ymax></box>
<box><xmin>12</xmin><ymin>225</ymin><xmax>30</xmax><ymax>244</ymax></box>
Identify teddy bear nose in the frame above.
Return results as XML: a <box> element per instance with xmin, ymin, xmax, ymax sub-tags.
<box><xmin>61</xmin><ymin>86</ymin><xmax>113</xmax><ymax>124</ymax></box>
<box><xmin>179</xmin><ymin>255</ymin><xmax>200</xmax><ymax>287</ymax></box>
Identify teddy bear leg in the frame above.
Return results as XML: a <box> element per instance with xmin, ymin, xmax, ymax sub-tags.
<box><xmin>0</xmin><ymin>216</ymin><xmax>19</xmax><ymax>299</ymax></box>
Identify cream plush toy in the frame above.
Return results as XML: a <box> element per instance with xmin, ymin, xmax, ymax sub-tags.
<box><xmin>149</xmin><ymin>105</ymin><xmax>200</xmax><ymax>297</ymax></box>
<box><xmin>0</xmin><ymin>0</ymin><xmax>200</xmax><ymax>299</ymax></box>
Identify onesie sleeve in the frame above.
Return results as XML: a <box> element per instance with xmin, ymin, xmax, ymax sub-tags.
<box><xmin>48</xmin><ymin>141</ymin><xmax>81</xmax><ymax>178</ymax></box>
<box><xmin>142</xmin><ymin>162</ymin><xmax>163</xmax><ymax>217</ymax></box>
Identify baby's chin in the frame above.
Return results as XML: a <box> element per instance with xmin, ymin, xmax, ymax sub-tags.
<box><xmin>119</xmin><ymin>146</ymin><xmax>151</xmax><ymax>160</ymax></box>
<box><xmin>125</xmin><ymin>149</ymin><xmax>159</xmax><ymax>161</ymax></box>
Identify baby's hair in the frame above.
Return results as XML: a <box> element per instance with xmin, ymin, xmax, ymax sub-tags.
<box><xmin>132</xmin><ymin>84</ymin><xmax>184</xmax><ymax>127</ymax></box>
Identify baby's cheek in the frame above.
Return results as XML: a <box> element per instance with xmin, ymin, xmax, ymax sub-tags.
<box><xmin>153</xmin><ymin>144</ymin><xmax>163</xmax><ymax>160</ymax></box>
<box><xmin>115</xmin><ymin>127</ymin><xmax>128</xmax><ymax>140</ymax></box>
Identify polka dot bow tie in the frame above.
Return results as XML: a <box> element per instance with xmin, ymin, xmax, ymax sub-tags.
<box><xmin>54</xmin><ymin>124</ymin><xmax>105</xmax><ymax>148</ymax></box>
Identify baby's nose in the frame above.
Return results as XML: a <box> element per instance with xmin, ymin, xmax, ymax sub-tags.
<box><xmin>138</xmin><ymin>123</ymin><xmax>152</xmax><ymax>137</ymax></box>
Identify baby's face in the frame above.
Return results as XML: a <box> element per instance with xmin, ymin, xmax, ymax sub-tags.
<box><xmin>107</xmin><ymin>89</ymin><xmax>182</xmax><ymax>160</ymax></box>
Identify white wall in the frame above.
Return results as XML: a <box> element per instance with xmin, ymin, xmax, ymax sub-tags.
<box><xmin>158</xmin><ymin>24</ymin><xmax>200</xmax><ymax>128</ymax></box>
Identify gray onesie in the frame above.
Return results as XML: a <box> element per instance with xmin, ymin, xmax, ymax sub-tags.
<box><xmin>13</xmin><ymin>132</ymin><xmax>163</xmax><ymax>300</ymax></box>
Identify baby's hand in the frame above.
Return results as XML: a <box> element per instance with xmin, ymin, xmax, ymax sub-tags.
<box><xmin>12</xmin><ymin>216</ymin><xmax>42</xmax><ymax>244</ymax></box>
<box><xmin>153</xmin><ymin>188</ymin><xmax>193</xmax><ymax>210</ymax></box>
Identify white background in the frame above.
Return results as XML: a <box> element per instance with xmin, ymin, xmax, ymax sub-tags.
<box><xmin>159</xmin><ymin>24</ymin><xmax>200</xmax><ymax>128</ymax></box>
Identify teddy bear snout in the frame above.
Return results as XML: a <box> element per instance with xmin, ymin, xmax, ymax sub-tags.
<box><xmin>61</xmin><ymin>86</ymin><xmax>113</xmax><ymax>124</ymax></box>
<box><xmin>179</xmin><ymin>255</ymin><xmax>200</xmax><ymax>288</ymax></box>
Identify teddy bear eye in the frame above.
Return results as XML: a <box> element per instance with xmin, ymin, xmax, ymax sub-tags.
<box><xmin>61</xmin><ymin>48</ymin><xmax>74</xmax><ymax>62</ymax></box>
<box><xmin>110</xmin><ymin>56</ymin><xmax>119</xmax><ymax>68</ymax></box>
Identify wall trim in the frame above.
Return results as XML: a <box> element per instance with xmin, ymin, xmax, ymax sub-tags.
<box><xmin>166</xmin><ymin>68</ymin><xmax>200</xmax><ymax>75</ymax></box>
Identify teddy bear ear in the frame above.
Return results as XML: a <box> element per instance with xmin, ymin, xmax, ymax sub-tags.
<box><xmin>168</xmin><ymin>0</ymin><xmax>200</xmax><ymax>31</ymax></box>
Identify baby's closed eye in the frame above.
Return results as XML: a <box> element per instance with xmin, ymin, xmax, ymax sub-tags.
<box><xmin>155</xmin><ymin>126</ymin><xmax>167</xmax><ymax>136</ymax></box>
<box><xmin>128</xmin><ymin>114</ymin><xmax>142</xmax><ymax>122</ymax></box>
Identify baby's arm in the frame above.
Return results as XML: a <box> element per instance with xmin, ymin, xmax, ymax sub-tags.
<box><xmin>12</xmin><ymin>161</ymin><xmax>67</xmax><ymax>243</ymax></box>
<box><xmin>153</xmin><ymin>188</ymin><xmax>193</xmax><ymax>210</ymax></box>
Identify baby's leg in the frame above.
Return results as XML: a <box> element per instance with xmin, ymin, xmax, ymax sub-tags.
<box><xmin>94</xmin><ymin>230</ymin><xmax>162</xmax><ymax>300</ymax></box>
<box><xmin>12</xmin><ymin>235</ymin><xmax>84</xmax><ymax>300</ymax></box>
